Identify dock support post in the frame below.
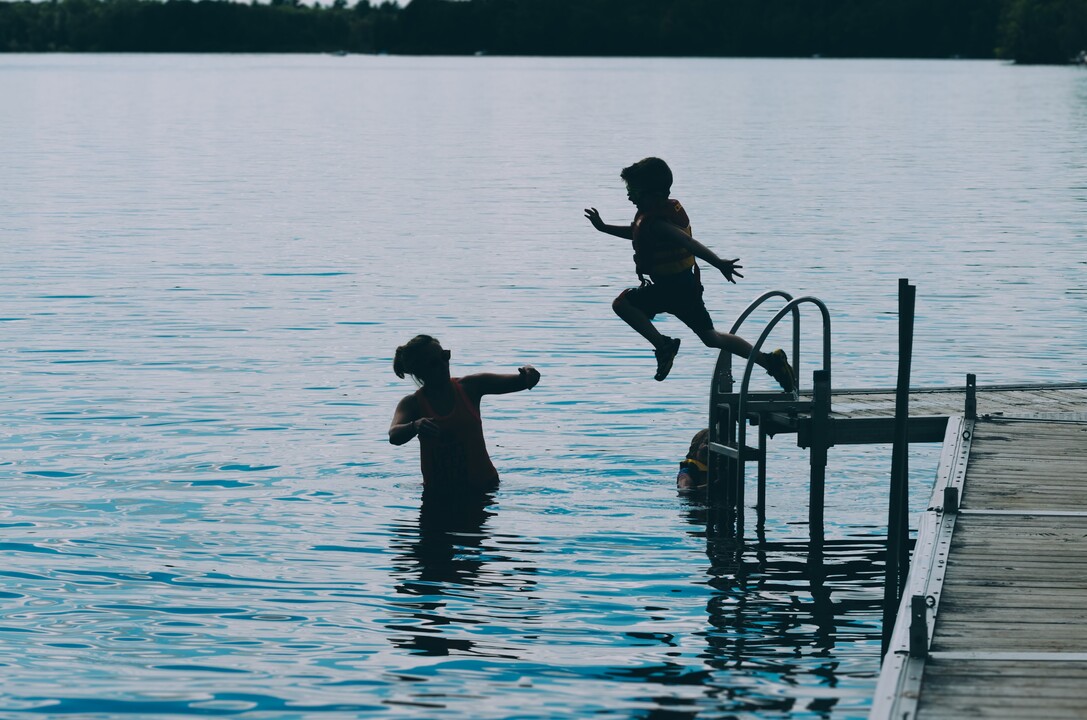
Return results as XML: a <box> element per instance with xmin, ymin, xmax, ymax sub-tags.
<box><xmin>909</xmin><ymin>595</ymin><xmax>928</xmax><ymax>658</ymax></box>
<box><xmin>724</xmin><ymin>406</ymin><xmax>738</xmax><ymax>510</ymax></box>
<box><xmin>883</xmin><ymin>278</ymin><xmax>916</xmax><ymax>658</ymax></box>
<box><xmin>809</xmin><ymin>369</ymin><xmax>831</xmax><ymax>544</ymax></box>
<box><xmin>757</xmin><ymin>423</ymin><xmax>767</xmax><ymax>527</ymax></box>
<box><xmin>965</xmin><ymin>373</ymin><xmax>977</xmax><ymax>420</ymax></box>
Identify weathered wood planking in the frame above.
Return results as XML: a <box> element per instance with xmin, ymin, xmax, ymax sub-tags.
<box><xmin>916</xmin><ymin>659</ymin><xmax>1087</xmax><ymax>720</ymax></box>
<box><xmin>817</xmin><ymin>383</ymin><xmax>1087</xmax><ymax>420</ymax></box>
<box><xmin>963</xmin><ymin>421</ymin><xmax>1087</xmax><ymax>510</ymax></box>
<box><xmin>915</xmin><ymin>420</ymin><xmax>1087</xmax><ymax>718</ymax></box>
<box><xmin>932</xmin><ymin>518</ymin><xmax>1087</xmax><ymax>652</ymax></box>
<box><xmin>871</xmin><ymin>415</ymin><xmax>1087</xmax><ymax>719</ymax></box>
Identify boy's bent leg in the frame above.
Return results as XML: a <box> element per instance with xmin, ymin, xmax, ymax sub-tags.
<box><xmin>696</xmin><ymin>328</ymin><xmax>778</xmax><ymax>368</ymax></box>
<box><xmin>697</xmin><ymin>329</ymin><xmax>754</xmax><ymax>359</ymax></box>
<box><xmin>697</xmin><ymin>329</ymin><xmax>795</xmax><ymax>392</ymax></box>
<box><xmin>613</xmin><ymin>290</ymin><xmax>669</xmax><ymax>349</ymax></box>
<box><xmin>614</xmin><ymin>290</ymin><xmax>681</xmax><ymax>381</ymax></box>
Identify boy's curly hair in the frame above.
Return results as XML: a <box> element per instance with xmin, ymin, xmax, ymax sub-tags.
<box><xmin>621</xmin><ymin>157</ymin><xmax>673</xmax><ymax>197</ymax></box>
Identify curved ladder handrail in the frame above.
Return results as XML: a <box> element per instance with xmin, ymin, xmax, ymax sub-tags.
<box><xmin>709</xmin><ymin>291</ymin><xmax>798</xmax><ymax>508</ymax></box>
<box><xmin>710</xmin><ymin>290</ymin><xmax>797</xmax><ymax>398</ymax></box>
<box><xmin>735</xmin><ymin>296</ymin><xmax>832</xmax><ymax>489</ymax></box>
<box><xmin>730</xmin><ymin>290</ymin><xmax>796</xmax><ymax>335</ymax></box>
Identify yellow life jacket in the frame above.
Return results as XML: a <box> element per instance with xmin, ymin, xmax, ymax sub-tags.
<box><xmin>631</xmin><ymin>199</ymin><xmax>695</xmax><ymax>280</ymax></box>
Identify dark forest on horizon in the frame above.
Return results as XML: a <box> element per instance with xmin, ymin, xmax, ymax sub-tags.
<box><xmin>1</xmin><ymin>0</ymin><xmax>1085</xmax><ymax>64</ymax></box>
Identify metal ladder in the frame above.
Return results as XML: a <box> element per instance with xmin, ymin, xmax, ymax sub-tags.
<box><xmin>708</xmin><ymin>291</ymin><xmax>832</xmax><ymax>531</ymax></box>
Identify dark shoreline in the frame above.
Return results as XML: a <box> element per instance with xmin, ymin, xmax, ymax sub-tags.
<box><xmin>2</xmin><ymin>0</ymin><xmax>1084</xmax><ymax>65</ymax></box>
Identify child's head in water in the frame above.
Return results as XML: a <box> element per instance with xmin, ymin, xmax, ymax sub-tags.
<box><xmin>677</xmin><ymin>429</ymin><xmax>710</xmax><ymax>490</ymax></box>
<box><xmin>393</xmin><ymin>334</ymin><xmax>450</xmax><ymax>387</ymax></box>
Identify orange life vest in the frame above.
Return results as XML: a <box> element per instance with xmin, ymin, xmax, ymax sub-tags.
<box><xmin>631</xmin><ymin>199</ymin><xmax>695</xmax><ymax>280</ymax></box>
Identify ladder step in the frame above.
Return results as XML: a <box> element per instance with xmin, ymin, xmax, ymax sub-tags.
<box><xmin>717</xmin><ymin>399</ymin><xmax>813</xmax><ymax>414</ymax></box>
<box><xmin>708</xmin><ymin>441</ymin><xmax>761</xmax><ymax>461</ymax></box>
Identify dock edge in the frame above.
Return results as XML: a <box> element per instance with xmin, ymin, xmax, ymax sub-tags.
<box><xmin>869</xmin><ymin>414</ymin><xmax>974</xmax><ymax>719</ymax></box>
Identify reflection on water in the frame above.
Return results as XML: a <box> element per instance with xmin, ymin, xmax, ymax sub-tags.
<box><xmin>373</xmin><ymin>488</ymin><xmax>887</xmax><ymax>719</ymax></box>
<box><xmin>388</xmin><ymin>491</ymin><xmax>538</xmax><ymax>659</ymax></box>
<box><xmin>675</xmin><ymin>496</ymin><xmax>886</xmax><ymax>718</ymax></box>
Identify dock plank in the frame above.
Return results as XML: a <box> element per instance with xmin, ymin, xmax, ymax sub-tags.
<box><xmin>963</xmin><ymin>421</ymin><xmax>1087</xmax><ymax>512</ymax></box>
<box><xmin>818</xmin><ymin>384</ymin><xmax>1087</xmax><ymax>422</ymax></box>
<box><xmin>918</xmin><ymin>659</ymin><xmax>1087</xmax><ymax>720</ymax></box>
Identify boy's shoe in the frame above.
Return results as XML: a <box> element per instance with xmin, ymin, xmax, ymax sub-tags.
<box><xmin>766</xmin><ymin>348</ymin><xmax>796</xmax><ymax>393</ymax></box>
<box><xmin>654</xmin><ymin>337</ymin><xmax>681</xmax><ymax>381</ymax></box>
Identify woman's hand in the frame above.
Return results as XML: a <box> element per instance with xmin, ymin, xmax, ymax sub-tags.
<box><xmin>413</xmin><ymin>417</ymin><xmax>440</xmax><ymax>438</ymax></box>
<box><xmin>519</xmin><ymin>365</ymin><xmax>541</xmax><ymax>390</ymax></box>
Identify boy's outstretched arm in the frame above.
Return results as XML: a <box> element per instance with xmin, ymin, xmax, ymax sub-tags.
<box><xmin>652</xmin><ymin>220</ymin><xmax>745</xmax><ymax>284</ymax></box>
<box><xmin>584</xmin><ymin>207</ymin><xmax>633</xmax><ymax>239</ymax></box>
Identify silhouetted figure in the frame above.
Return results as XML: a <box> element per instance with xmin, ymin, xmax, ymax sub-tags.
<box><xmin>388</xmin><ymin>334</ymin><xmax>540</xmax><ymax>493</ymax></box>
<box><xmin>585</xmin><ymin>157</ymin><xmax>794</xmax><ymax>390</ymax></box>
<box><xmin>677</xmin><ymin>428</ymin><xmax>710</xmax><ymax>491</ymax></box>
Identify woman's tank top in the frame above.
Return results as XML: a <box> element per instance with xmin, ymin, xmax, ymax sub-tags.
<box><xmin>415</xmin><ymin>379</ymin><xmax>499</xmax><ymax>492</ymax></box>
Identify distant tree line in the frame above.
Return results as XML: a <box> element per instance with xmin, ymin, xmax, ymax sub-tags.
<box><xmin>1</xmin><ymin>0</ymin><xmax>1084</xmax><ymax>63</ymax></box>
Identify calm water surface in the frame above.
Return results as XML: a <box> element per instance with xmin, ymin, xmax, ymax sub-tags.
<box><xmin>1</xmin><ymin>55</ymin><xmax>1085</xmax><ymax>718</ymax></box>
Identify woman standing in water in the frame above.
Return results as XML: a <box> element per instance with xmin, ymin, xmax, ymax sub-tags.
<box><xmin>388</xmin><ymin>335</ymin><xmax>540</xmax><ymax>493</ymax></box>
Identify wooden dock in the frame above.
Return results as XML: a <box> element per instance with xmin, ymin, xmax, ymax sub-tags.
<box><xmin>764</xmin><ymin>381</ymin><xmax>1087</xmax><ymax>446</ymax></box>
<box><xmin>705</xmin><ymin>288</ymin><xmax>1087</xmax><ymax>716</ymax></box>
<box><xmin>871</xmin><ymin>411</ymin><xmax>1087</xmax><ymax>719</ymax></box>
<box><xmin>709</xmin><ymin>381</ymin><xmax>1087</xmax><ymax>531</ymax></box>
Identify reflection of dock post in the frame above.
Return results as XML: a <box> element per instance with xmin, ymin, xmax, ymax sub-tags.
<box><xmin>809</xmin><ymin>369</ymin><xmax>831</xmax><ymax>544</ymax></box>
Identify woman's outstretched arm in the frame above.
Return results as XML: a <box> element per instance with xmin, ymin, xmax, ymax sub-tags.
<box><xmin>462</xmin><ymin>366</ymin><xmax>541</xmax><ymax>401</ymax></box>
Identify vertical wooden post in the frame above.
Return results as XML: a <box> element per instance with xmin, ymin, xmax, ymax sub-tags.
<box><xmin>966</xmin><ymin>373</ymin><xmax>977</xmax><ymax>420</ymax></box>
<box><xmin>756</xmin><ymin>423</ymin><xmax>768</xmax><ymax>527</ymax></box>
<box><xmin>883</xmin><ymin>278</ymin><xmax>916</xmax><ymax>658</ymax></box>
<box><xmin>708</xmin><ymin>360</ymin><xmax>734</xmax><ymax>514</ymax></box>
<box><xmin>909</xmin><ymin>595</ymin><xmax>929</xmax><ymax>658</ymax></box>
<box><xmin>723</xmin><ymin>405</ymin><xmax>737</xmax><ymax>509</ymax></box>
<box><xmin>895</xmin><ymin>281</ymin><xmax>915</xmax><ymax>595</ymax></box>
<box><xmin>809</xmin><ymin>369</ymin><xmax>831</xmax><ymax>543</ymax></box>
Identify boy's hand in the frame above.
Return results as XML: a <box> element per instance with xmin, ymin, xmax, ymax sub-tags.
<box><xmin>584</xmin><ymin>207</ymin><xmax>607</xmax><ymax>231</ymax></box>
<box><xmin>717</xmin><ymin>258</ymin><xmax>744</xmax><ymax>283</ymax></box>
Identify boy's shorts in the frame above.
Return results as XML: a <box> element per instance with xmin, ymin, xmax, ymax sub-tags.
<box><xmin>622</xmin><ymin>268</ymin><xmax>714</xmax><ymax>336</ymax></box>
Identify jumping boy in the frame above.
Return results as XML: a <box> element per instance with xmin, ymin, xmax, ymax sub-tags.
<box><xmin>584</xmin><ymin>157</ymin><xmax>795</xmax><ymax>391</ymax></box>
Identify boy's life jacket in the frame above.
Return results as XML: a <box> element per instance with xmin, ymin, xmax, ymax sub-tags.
<box><xmin>631</xmin><ymin>198</ymin><xmax>696</xmax><ymax>282</ymax></box>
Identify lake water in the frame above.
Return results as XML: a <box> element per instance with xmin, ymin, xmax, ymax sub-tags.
<box><xmin>1</xmin><ymin>54</ymin><xmax>1085</xmax><ymax>718</ymax></box>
